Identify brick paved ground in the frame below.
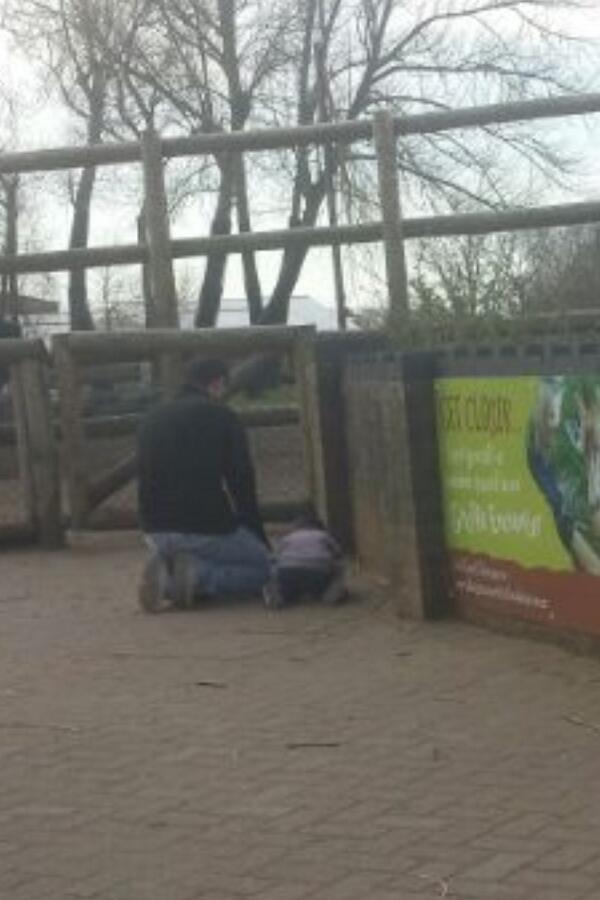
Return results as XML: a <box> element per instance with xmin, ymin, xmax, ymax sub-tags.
<box><xmin>2</xmin><ymin>533</ymin><xmax>600</xmax><ymax>900</ymax></box>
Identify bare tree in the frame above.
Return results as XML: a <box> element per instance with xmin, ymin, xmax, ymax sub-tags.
<box><xmin>0</xmin><ymin>63</ymin><xmax>63</xmax><ymax>332</ymax></box>
<box><xmin>8</xmin><ymin>0</ymin><xmax>142</xmax><ymax>330</ymax></box>
<box><xmin>114</xmin><ymin>0</ymin><xmax>591</xmax><ymax>326</ymax></box>
<box><xmin>5</xmin><ymin>0</ymin><xmax>594</xmax><ymax>331</ymax></box>
<box><xmin>403</xmin><ymin>222</ymin><xmax>600</xmax><ymax>339</ymax></box>
<box><xmin>411</xmin><ymin>229</ymin><xmax>523</xmax><ymax>321</ymax></box>
<box><xmin>104</xmin><ymin>0</ymin><xmax>293</xmax><ymax>325</ymax></box>
<box><xmin>518</xmin><ymin>225</ymin><xmax>600</xmax><ymax>316</ymax></box>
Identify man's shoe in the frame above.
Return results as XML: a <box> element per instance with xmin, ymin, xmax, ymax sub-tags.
<box><xmin>172</xmin><ymin>553</ymin><xmax>197</xmax><ymax>610</ymax></box>
<box><xmin>138</xmin><ymin>555</ymin><xmax>169</xmax><ymax>614</ymax></box>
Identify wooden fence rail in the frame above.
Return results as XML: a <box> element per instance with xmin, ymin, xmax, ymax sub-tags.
<box><xmin>3</xmin><ymin>199</ymin><xmax>600</xmax><ymax>277</ymax></box>
<box><xmin>1</xmin><ymin>92</ymin><xmax>599</xmax><ymax>174</ymax></box>
<box><xmin>2</xmin><ymin>91</ymin><xmax>600</xmax><ymax>329</ymax></box>
<box><xmin>57</xmin><ymin>326</ymin><xmax>315</xmax><ymax>362</ymax></box>
<box><xmin>0</xmin><ymin>404</ymin><xmax>300</xmax><ymax>447</ymax></box>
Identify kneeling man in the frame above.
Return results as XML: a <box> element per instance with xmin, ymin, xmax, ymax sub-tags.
<box><xmin>137</xmin><ymin>357</ymin><xmax>270</xmax><ymax>611</ymax></box>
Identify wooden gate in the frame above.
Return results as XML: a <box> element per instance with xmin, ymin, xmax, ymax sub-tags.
<box><xmin>52</xmin><ymin>325</ymin><xmax>328</xmax><ymax>532</ymax></box>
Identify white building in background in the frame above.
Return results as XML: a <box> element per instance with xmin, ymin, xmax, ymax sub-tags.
<box><xmin>21</xmin><ymin>292</ymin><xmax>338</xmax><ymax>339</ymax></box>
<box><xmin>182</xmin><ymin>295</ymin><xmax>338</xmax><ymax>331</ymax></box>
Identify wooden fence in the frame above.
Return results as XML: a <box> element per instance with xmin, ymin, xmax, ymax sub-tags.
<box><xmin>343</xmin><ymin>353</ymin><xmax>446</xmax><ymax>619</ymax></box>
<box><xmin>51</xmin><ymin>325</ymin><xmax>327</xmax><ymax>532</ymax></box>
<box><xmin>0</xmin><ymin>339</ymin><xmax>62</xmax><ymax>548</ymax></box>
<box><xmin>342</xmin><ymin>339</ymin><xmax>600</xmax><ymax>638</ymax></box>
<box><xmin>2</xmin><ymin>92</ymin><xmax>600</xmax><ymax>331</ymax></box>
<box><xmin>0</xmin><ymin>327</ymin><xmax>355</xmax><ymax>549</ymax></box>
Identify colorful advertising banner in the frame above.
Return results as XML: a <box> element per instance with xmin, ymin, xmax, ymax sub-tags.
<box><xmin>436</xmin><ymin>375</ymin><xmax>600</xmax><ymax>636</ymax></box>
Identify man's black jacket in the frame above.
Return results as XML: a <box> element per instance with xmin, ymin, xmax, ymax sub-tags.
<box><xmin>137</xmin><ymin>387</ymin><xmax>266</xmax><ymax>543</ymax></box>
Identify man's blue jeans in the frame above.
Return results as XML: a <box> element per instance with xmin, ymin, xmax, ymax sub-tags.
<box><xmin>146</xmin><ymin>527</ymin><xmax>271</xmax><ymax>597</ymax></box>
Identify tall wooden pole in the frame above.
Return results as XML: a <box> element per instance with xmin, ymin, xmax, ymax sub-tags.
<box><xmin>140</xmin><ymin>131</ymin><xmax>179</xmax><ymax>329</ymax></box>
<box><xmin>137</xmin><ymin>205</ymin><xmax>155</xmax><ymax>328</ymax></box>
<box><xmin>315</xmin><ymin>30</ymin><xmax>348</xmax><ymax>331</ymax></box>
<box><xmin>5</xmin><ymin>177</ymin><xmax>19</xmax><ymax>320</ymax></box>
<box><xmin>373</xmin><ymin>110</ymin><xmax>409</xmax><ymax>330</ymax></box>
<box><xmin>294</xmin><ymin>329</ymin><xmax>329</xmax><ymax>524</ymax></box>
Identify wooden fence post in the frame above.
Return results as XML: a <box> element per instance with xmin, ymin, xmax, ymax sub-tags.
<box><xmin>19</xmin><ymin>356</ymin><xmax>63</xmax><ymax>547</ymax></box>
<box><xmin>137</xmin><ymin>206</ymin><xmax>155</xmax><ymax>328</ymax></box>
<box><xmin>158</xmin><ymin>351</ymin><xmax>184</xmax><ymax>397</ymax></box>
<box><xmin>3</xmin><ymin>176</ymin><xmax>19</xmax><ymax>318</ymax></box>
<box><xmin>53</xmin><ymin>336</ymin><xmax>89</xmax><ymax>529</ymax></box>
<box><xmin>373</xmin><ymin>110</ymin><xmax>409</xmax><ymax>330</ymax></box>
<box><xmin>293</xmin><ymin>330</ymin><xmax>329</xmax><ymax>523</ymax></box>
<box><xmin>9</xmin><ymin>346</ymin><xmax>63</xmax><ymax>548</ymax></box>
<box><xmin>140</xmin><ymin>130</ymin><xmax>179</xmax><ymax>329</ymax></box>
<box><xmin>343</xmin><ymin>354</ymin><xmax>447</xmax><ymax>620</ymax></box>
<box><xmin>10</xmin><ymin>363</ymin><xmax>36</xmax><ymax>528</ymax></box>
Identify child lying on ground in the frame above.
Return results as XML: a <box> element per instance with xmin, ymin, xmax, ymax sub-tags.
<box><xmin>264</xmin><ymin>512</ymin><xmax>347</xmax><ymax>608</ymax></box>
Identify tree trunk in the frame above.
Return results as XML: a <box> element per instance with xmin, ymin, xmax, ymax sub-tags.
<box><xmin>236</xmin><ymin>153</ymin><xmax>263</xmax><ymax>323</ymax></box>
<box><xmin>68</xmin><ymin>163</ymin><xmax>98</xmax><ymax>331</ymax></box>
<box><xmin>260</xmin><ymin>183</ymin><xmax>326</xmax><ymax>324</ymax></box>
<box><xmin>315</xmin><ymin>31</ymin><xmax>347</xmax><ymax>330</ymax></box>
<box><xmin>260</xmin><ymin>245</ymin><xmax>311</xmax><ymax>325</ymax></box>
<box><xmin>255</xmin><ymin>0</ymin><xmax>319</xmax><ymax>327</ymax></box>
<box><xmin>195</xmin><ymin>153</ymin><xmax>235</xmax><ymax>327</ymax></box>
<box><xmin>207</xmin><ymin>0</ymin><xmax>263</xmax><ymax>326</ymax></box>
<box><xmin>137</xmin><ymin>206</ymin><xmax>154</xmax><ymax>327</ymax></box>
<box><xmin>68</xmin><ymin>69</ymin><xmax>106</xmax><ymax>332</ymax></box>
<box><xmin>228</xmin><ymin>184</ymin><xmax>326</xmax><ymax>395</ymax></box>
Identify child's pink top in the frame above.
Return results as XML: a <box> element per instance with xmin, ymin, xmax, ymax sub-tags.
<box><xmin>276</xmin><ymin>528</ymin><xmax>341</xmax><ymax>570</ymax></box>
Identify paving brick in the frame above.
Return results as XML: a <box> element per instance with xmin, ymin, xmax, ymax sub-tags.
<box><xmin>505</xmin><ymin>869</ymin><xmax>596</xmax><ymax>894</ymax></box>
<box><xmin>471</xmin><ymin>833</ymin><xmax>557</xmax><ymax>857</ymax></box>
<box><xmin>246</xmin><ymin>884</ymin><xmax>316</xmax><ymax>900</ymax></box>
<box><xmin>451</xmin><ymin>851</ymin><xmax>536</xmax><ymax>881</ymax></box>
<box><xmin>492</xmin><ymin>812</ymin><xmax>553</xmax><ymax>837</ymax></box>
<box><xmin>2</xmin><ymin>534</ymin><xmax>600</xmax><ymax>900</ymax></box>
<box><xmin>310</xmin><ymin>872</ymin><xmax>394</xmax><ymax>900</ymax></box>
<box><xmin>581</xmin><ymin>855</ymin><xmax>600</xmax><ymax>877</ymax></box>
<box><xmin>450</xmin><ymin>880</ymin><xmax>530</xmax><ymax>899</ymax></box>
<box><xmin>536</xmin><ymin>843</ymin><xmax>600</xmax><ymax>872</ymax></box>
